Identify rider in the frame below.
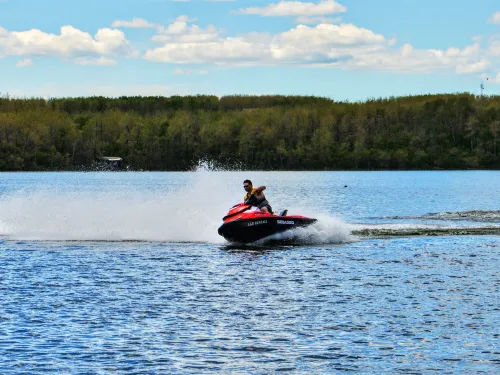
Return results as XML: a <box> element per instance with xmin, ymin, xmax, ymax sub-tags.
<box><xmin>243</xmin><ymin>179</ymin><xmax>273</xmax><ymax>214</ymax></box>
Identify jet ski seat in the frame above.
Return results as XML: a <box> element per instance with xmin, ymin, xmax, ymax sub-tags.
<box><xmin>278</xmin><ymin>209</ymin><xmax>288</xmax><ymax>217</ymax></box>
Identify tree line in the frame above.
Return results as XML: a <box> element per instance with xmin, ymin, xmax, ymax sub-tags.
<box><xmin>0</xmin><ymin>93</ymin><xmax>499</xmax><ymax>171</ymax></box>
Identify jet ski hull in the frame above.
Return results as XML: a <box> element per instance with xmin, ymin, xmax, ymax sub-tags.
<box><xmin>218</xmin><ymin>216</ymin><xmax>317</xmax><ymax>244</ymax></box>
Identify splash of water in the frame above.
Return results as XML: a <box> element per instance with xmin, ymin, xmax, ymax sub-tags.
<box><xmin>0</xmin><ymin>166</ymin><xmax>232</xmax><ymax>242</ymax></box>
<box><xmin>250</xmin><ymin>214</ymin><xmax>356</xmax><ymax>246</ymax></box>
<box><xmin>190</xmin><ymin>157</ymin><xmax>245</xmax><ymax>172</ymax></box>
<box><xmin>0</xmin><ymin>164</ymin><xmax>354</xmax><ymax>244</ymax></box>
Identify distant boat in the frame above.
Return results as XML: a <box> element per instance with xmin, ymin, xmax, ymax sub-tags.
<box><xmin>96</xmin><ymin>156</ymin><xmax>124</xmax><ymax>171</ymax></box>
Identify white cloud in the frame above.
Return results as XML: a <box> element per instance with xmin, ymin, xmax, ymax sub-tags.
<box><xmin>73</xmin><ymin>57</ymin><xmax>118</xmax><ymax>66</ymax></box>
<box><xmin>173</xmin><ymin>68</ymin><xmax>208</xmax><ymax>75</ymax></box>
<box><xmin>160</xmin><ymin>15</ymin><xmax>197</xmax><ymax>34</ymax></box>
<box><xmin>112</xmin><ymin>18</ymin><xmax>158</xmax><ymax>29</ymax></box>
<box><xmin>276</xmin><ymin>23</ymin><xmax>385</xmax><ymax>47</ymax></box>
<box><xmin>237</xmin><ymin>0</ymin><xmax>346</xmax><ymax>17</ymax></box>
<box><xmin>143</xmin><ymin>16</ymin><xmax>491</xmax><ymax>77</ymax></box>
<box><xmin>488</xmin><ymin>11</ymin><xmax>500</xmax><ymax>24</ymax></box>
<box><xmin>3</xmin><ymin>8</ymin><xmax>494</xmax><ymax>82</ymax></box>
<box><xmin>456</xmin><ymin>59</ymin><xmax>491</xmax><ymax>74</ymax></box>
<box><xmin>145</xmin><ymin>21</ymin><xmax>387</xmax><ymax>65</ymax></box>
<box><xmin>387</xmin><ymin>38</ymin><xmax>397</xmax><ymax>46</ymax></box>
<box><xmin>16</xmin><ymin>58</ymin><xmax>33</xmax><ymax>67</ymax></box>
<box><xmin>359</xmin><ymin>43</ymin><xmax>485</xmax><ymax>74</ymax></box>
<box><xmin>0</xmin><ymin>25</ymin><xmax>137</xmax><ymax>60</ymax></box>
<box><xmin>295</xmin><ymin>16</ymin><xmax>342</xmax><ymax>24</ymax></box>
<box><xmin>488</xmin><ymin>37</ymin><xmax>500</xmax><ymax>56</ymax></box>
<box><xmin>241</xmin><ymin>32</ymin><xmax>274</xmax><ymax>44</ymax></box>
<box><xmin>146</xmin><ymin>37</ymin><xmax>269</xmax><ymax>65</ymax></box>
<box><xmin>152</xmin><ymin>16</ymin><xmax>221</xmax><ymax>43</ymax></box>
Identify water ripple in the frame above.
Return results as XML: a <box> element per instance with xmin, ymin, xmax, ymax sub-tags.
<box><xmin>1</xmin><ymin>236</ymin><xmax>499</xmax><ymax>374</ymax></box>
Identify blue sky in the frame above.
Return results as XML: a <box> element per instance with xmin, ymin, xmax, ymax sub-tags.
<box><xmin>0</xmin><ymin>0</ymin><xmax>499</xmax><ymax>101</ymax></box>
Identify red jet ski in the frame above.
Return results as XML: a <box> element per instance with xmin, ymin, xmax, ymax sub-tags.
<box><xmin>218</xmin><ymin>202</ymin><xmax>317</xmax><ymax>243</ymax></box>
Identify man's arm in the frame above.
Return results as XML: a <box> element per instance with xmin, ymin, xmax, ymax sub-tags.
<box><xmin>254</xmin><ymin>186</ymin><xmax>266</xmax><ymax>194</ymax></box>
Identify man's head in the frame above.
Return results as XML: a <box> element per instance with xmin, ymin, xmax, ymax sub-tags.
<box><xmin>243</xmin><ymin>179</ymin><xmax>253</xmax><ymax>192</ymax></box>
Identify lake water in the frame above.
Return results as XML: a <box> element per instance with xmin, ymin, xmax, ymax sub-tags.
<box><xmin>0</xmin><ymin>170</ymin><xmax>499</xmax><ymax>374</ymax></box>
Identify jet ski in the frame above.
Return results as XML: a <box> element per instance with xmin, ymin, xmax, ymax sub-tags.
<box><xmin>218</xmin><ymin>202</ymin><xmax>317</xmax><ymax>243</ymax></box>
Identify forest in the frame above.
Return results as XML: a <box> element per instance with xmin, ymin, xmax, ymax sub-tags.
<box><xmin>0</xmin><ymin>93</ymin><xmax>499</xmax><ymax>171</ymax></box>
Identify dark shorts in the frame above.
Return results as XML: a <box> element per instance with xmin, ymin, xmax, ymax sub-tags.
<box><xmin>257</xmin><ymin>199</ymin><xmax>273</xmax><ymax>214</ymax></box>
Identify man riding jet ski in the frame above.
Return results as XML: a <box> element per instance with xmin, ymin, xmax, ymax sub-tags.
<box><xmin>242</xmin><ymin>179</ymin><xmax>273</xmax><ymax>213</ymax></box>
<box><xmin>217</xmin><ymin>180</ymin><xmax>317</xmax><ymax>244</ymax></box>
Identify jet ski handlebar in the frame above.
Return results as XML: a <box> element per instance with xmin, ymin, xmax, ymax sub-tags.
<box><xmin>222</xmin><ymin>203</ymin><xmax>253</xmax><ymax>221</ymax></box>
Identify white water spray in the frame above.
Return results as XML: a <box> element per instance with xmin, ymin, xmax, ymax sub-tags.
<box><xmin>0</xmin><ymin>168</ymin><xmax>231</xmax><ymax>242</ymax></box>
<box><xmin>0</xmin><ymin>165</ymin><xmax>355</xmax><ymax>243</ymax></box>
<box><xmin>253</xmin><ymin>214</ymin><xmax>356</xmax><ymax>246</ymax></box>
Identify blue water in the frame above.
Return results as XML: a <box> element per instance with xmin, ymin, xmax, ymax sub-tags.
<box><xmin>0</xmin><ymin>171</ymin><xmax>499</xmax><ymax>374</ymax></box>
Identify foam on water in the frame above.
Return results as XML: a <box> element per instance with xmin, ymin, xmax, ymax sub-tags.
<box><xmin>349</xmin><ymin>222</ymin><xmax>500</xmax><ymax>237</ymax></box>
<box><xmin>386</xmin><ymin>210</ymin><xmax>500</xmax><ymax>223</ymax></box>
<box><xmin>252</xmin><ymin>213</ymin><xmax>356</xmax><ymax>246</ymax></box>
